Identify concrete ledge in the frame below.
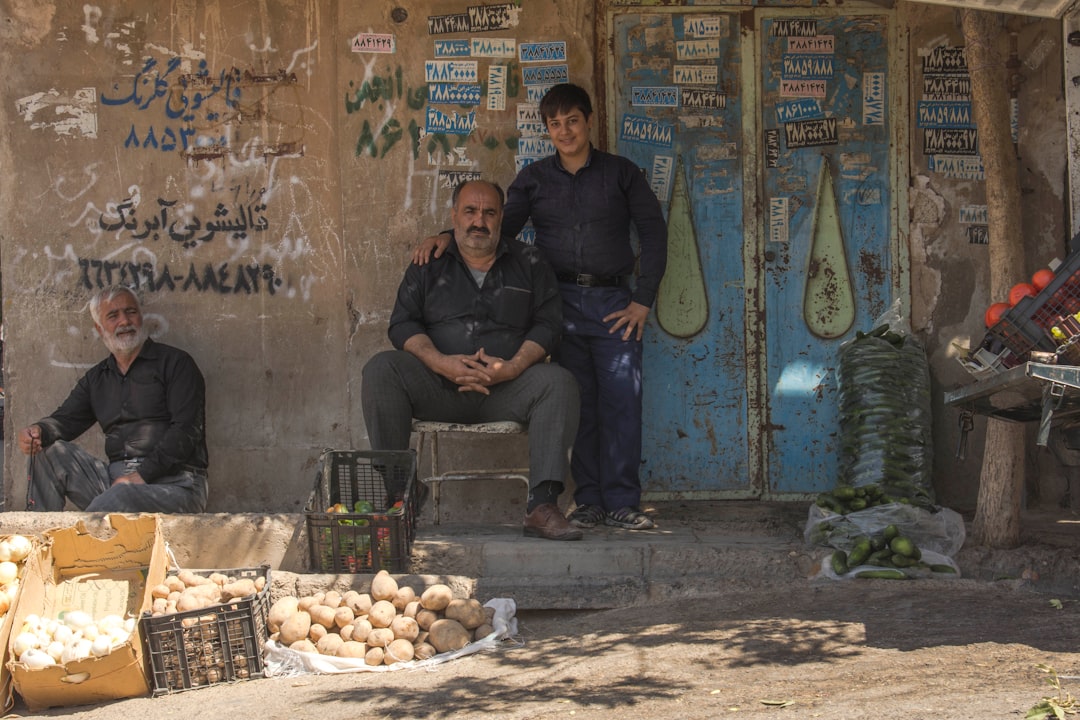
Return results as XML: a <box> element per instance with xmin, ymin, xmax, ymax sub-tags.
<box><xmin>0</xmin><ymin>512</ymin><xmax>311</xmax><ymax>572</ymax></box>
<box><xmin>0</xmin><ymin>506</ymin><xmax>1076</xmax><ymax>610</ymax></box>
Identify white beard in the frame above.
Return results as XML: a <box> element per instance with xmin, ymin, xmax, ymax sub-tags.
<box><xmin>103</xmin><ymin>325</ymin><xmax>148</xmax><ymax>355</ymax></box>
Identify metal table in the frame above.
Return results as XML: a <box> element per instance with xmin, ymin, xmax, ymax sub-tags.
<box><xmin>944</xmin><ymin>362</ymin><xmax>1080</xmax><ymax>447</ymax></box>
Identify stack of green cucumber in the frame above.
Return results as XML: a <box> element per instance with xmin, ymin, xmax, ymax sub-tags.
<box><xmin>814</xmin><ymin>482</ymin><xmax>914</xmax><ymax>515</ymax></box>
<box><xmin>837</xmin><ymin>324</ymin><xmax>934</xmax><ymax>505</ymax></box>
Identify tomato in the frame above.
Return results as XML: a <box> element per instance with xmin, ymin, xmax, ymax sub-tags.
<box><xmin>1008</xmin><ymin>282</ymin><xmax>1037</xmax><ymax>306</ymax></box>
<box><xmin>985</xmin><ymin>302</ymin><xmax>1011</xmax><ymax>328</ymax></box>
<box><xmin>1032</xmin><ymin>267</ymin><xmax>1055</xmax><ymax>291</ymax></box>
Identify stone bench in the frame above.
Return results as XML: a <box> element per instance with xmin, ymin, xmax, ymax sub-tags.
<box><xmin>411</xmin><ymin>420</ymin><xmax>529</xmax><ymax>524</ymax></box>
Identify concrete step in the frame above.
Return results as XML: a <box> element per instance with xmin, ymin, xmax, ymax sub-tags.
<box><xmin>1</xmin><ymin>503</ymin><xmax>1076</xmax><ymax>610</ymax></box>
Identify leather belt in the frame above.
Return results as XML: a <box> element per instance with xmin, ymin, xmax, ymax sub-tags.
<box><xmin>556</xmin><ymin>272</ymin><xmax>626</xmax><ymax>288</ymax></box>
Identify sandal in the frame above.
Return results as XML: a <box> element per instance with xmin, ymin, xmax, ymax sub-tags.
<box><xmin>567</xmin><ymin>504</ymin><xmax>606</xmax><ymax>529</ymax></box>
<box><xmin>605</xmin><ymin>506</ymin><xmax>655</xmax><ymax>530</ymax></box>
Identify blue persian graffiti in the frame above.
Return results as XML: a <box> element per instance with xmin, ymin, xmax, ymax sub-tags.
<box><xmin>102</xmin><ymin>57</ymin><xmax>299</xmax><ymax>155</ymax></box>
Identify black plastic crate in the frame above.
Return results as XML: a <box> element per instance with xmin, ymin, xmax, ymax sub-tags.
<box><xmin>305</xmin><ymin>449</ymin><xmax>418</xmax><ymax>573</ymax></box>
<box><xmin>140</xmin><ymin>566</ymin><xmax>270</xmax><ymax>694</ymax></box>
<box><xmin>989</xmin><ymin>249</ymin><xmax>1080</xmax><ymax>358</ymax></box>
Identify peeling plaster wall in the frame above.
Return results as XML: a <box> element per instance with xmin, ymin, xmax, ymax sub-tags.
<box><xmin>0</xmin><ymin>0</ymin><xmax>593</xmax><ymax>512</ymax></box>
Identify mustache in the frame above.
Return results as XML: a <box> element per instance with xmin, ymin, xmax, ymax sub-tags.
<box><xmin>466</xmin><ymin>226</ymin><xmax>491</xmax><ymax>236</ymax></box>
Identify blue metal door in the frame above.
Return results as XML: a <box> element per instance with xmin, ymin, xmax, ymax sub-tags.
<box><xmin>760</xmin><ymin>10</ymin><xmax>896</xmax><ymax>495</ymax></box>
<box><xmin>610</xmin><ymin>10</ymin><xmax>753</xmax><ymax>495</ymax></box>
<box><xmin>607</xmin><ymin>6</ymin><xmax>899</xmax><ymax>497</ymax></box>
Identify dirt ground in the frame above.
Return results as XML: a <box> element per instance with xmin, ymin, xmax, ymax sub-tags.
<box><xmin>13</xmin><ymin>576</ymin><xmax>1079</xmax><ymax>720</ymax></box>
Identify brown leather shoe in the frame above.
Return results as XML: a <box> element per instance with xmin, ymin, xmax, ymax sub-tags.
<box><xmin>523</xmin><ymin>503</ymin><xmax>584</xmax><ymax>541</ymax></box>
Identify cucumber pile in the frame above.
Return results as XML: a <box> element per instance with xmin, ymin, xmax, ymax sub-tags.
<box><xmin>837</xmin><ymin>324</ymin><xmax>934</xmax><ymax>505</ymax></box>
<box><xmin>829</xmin><ymin>524</ymin><xmax>958</xmax><ymax>579</ymax></box>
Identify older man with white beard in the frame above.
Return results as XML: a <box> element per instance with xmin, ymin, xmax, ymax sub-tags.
<box><xmin>18</xmin><ymin>285</ymin><xmax>209</xmax><ymax>512</ymax></box>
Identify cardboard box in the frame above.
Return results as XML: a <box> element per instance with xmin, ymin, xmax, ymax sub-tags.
<box><xmin>0</xmin><ymin>534</ymin><xmax>42</xmax><ymax>713</ymax></box>
<box><xmin>6</xmin><ymin>514</ymin><xmax>167</xmax><ymax>711</ymax></box>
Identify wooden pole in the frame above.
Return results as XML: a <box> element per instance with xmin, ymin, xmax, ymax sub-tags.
<box><xmin>961</xmin><ymin>9</ymin><xmax>1025</xmax><ymax>548</ymax></box>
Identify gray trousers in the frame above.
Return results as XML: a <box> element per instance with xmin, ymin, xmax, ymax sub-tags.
<box><xmin>361</xmin><ymin>350</ymin><xmax>580</xmax><ymax>489</ymax></box>
<box><xmin>26</xmin><ymin>440</ymin><xmax>208</xmax><ymax>513</ymax></box>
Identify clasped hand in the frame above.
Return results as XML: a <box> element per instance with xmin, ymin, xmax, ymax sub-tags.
<box><xmin>439</xmin><ymin>349</ymin><xmax>517</xmax><ymax>394</ymax></box>
<box><xmin>112</xmin><ymin>472</ymin><xmax>146</xmax><ymax>486</ymax></box>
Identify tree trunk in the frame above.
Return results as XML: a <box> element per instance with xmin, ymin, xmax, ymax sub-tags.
<box><xmin>961</xmin><ymin>10</ymin><xmax>1025</xmax><ymax>548</ymax></box>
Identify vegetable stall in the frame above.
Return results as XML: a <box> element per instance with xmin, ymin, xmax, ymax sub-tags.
<box><xmin>949</xmin><ymin>243</ymin><xmax>1080</xmax><ymax>451</ymax></box>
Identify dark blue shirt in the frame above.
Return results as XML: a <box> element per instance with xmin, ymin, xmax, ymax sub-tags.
<box><xmin>36</xmin><ymin>338</ymin><xmax>208</xmax><ymax>481</ymax></box>
<box><xmin>389</xmin><ymin>236</ymin><xmax>562</xmax><ymax>359</ymax></box>
<box><xmin>501</xmin><ymin>146</ymin><xmax>668</xmax><ymax>308</ymax></box>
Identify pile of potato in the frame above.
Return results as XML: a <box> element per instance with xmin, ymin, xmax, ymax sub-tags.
<box><xmin>270</xmin><ymin>570</ymin><xmax>494</xmax><ymax>666</ymax></box>
<box><xmin>149</xmin><ymin>569</ymin><xmax>267</xmax><ymax>618</ymax></box>
<box><xmin>146</xmin><ymin>569</ymin><xmax>268</xmax><ymax>690</ymax></box>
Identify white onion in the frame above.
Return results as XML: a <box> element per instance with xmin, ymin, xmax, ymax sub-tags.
<box><xmin>0</xmin><ymin>562</ymin><xmax>18</xmax><ymax>586</ymax></box>
<box><xmin>80</xmin><ymin>624</ymin><xmax>99</xmax><ymax>641</ymax></box>
<box><xmin>51</xmin><ymin>624</ymin><xmax>74</xmax><ymax>645</ymax></box>
<box><xmin>59</xmin><ymin>645</ymin><xmax>76</xmax><ymax>665</ymax></box>
<box><xmin>108</xmin><ymin>627</ymin><xmax>130</xmax><ymax>645</ymax></box>
<box><xmin>63</xmin><ymin>611</ymin><xmax>92</xmax><ymax>631</ymax></box>
<box><xmin>7</xmin><ymin>535</ymin><xmax>33</xmax><ymax>563</ymax></box>
<box><xmin>61</xmin><ymin>640</ymin><xmax>85</xmax><ymax>665</ymax></box>
<box><xmin>19</xmin><ymin>648</ymin><xmax>55</xmax><ymax>670</ymax></box>
<box><xmin>90</xmin><ymin>635</ymin><xmax>112</xmax><ymax>658</ymax></box>
<box><xmin>123</xmin><ymin>617</ymin><xmax>136</xmax><ymax>633</ymax></box>
<box><xmin>97</xmin><ymin>614</ymin><xmax>124</xmax><ymax>631</ymax></box>
<box><xmin>46</xmin><ymin>641</ymin><xmax>65</xmax><ymax>662</ymax></box>
<box><xmin>0</xmin><ymin>541</ymin><xmax>11</xmax><ymax>563</ymax></box>
<box><xmin>13</xmin><ymin>632</ymin><xmax>39</xmax><ymax>657</ymax></box>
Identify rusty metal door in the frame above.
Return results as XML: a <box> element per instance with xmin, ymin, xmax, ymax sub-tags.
<box><xmin>760</xmin><ymin>9</ymin><xmax>897</xmax><ymax>495</ymax></box>
<box><xmin>607</xmin><ymin>5</ymin><xmax>901</xmax><ymax>497</ymax></box>
<box><xmin>610</xmin><ymin>9</ymin><xmax>754</xmax><ymax>496</ymax></box>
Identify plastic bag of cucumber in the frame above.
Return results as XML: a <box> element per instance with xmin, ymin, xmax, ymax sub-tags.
<box><xmin>837</xmin><ymin>300</ymin><xmax>935</xmax><ymax>505</ymax></box>
<box><xmin>805</xmin><ymin>485</ymin><xmax>965</xmax><ymax>580</ymax></box>
<box><xmin>807</xmin><ymin>303</ymin><xmax>963</xmax><ymax>579</ymax></box>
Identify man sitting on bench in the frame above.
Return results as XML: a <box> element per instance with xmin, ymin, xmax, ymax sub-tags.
<box><xmin>361</xmin><ymin>180</ymin><xmax>582</xmax><ymax>541</ymax></box>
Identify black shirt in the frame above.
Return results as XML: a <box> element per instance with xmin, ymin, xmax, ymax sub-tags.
<box><xmin>36</xmin><ymin>338</ymin><xmax>208</xmax><ymax>481</ymax></box>
<box><xmin>501</xmin><ymin>146</ymin><xmax>668</xmax><ymax>308</ymax></box>
<box><xmin>388</xmin><ymin>236</ymin><xmax>562</xmax><ymax>359</ymax></box>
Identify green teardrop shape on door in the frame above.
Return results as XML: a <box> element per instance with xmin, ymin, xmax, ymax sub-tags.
<box><xmin>657</xmin><ymin>157</ymin><xmax>708</xmax><ymax>338</ymax></box>
<box><xmin>803</xmin><ymin>155</ymin><xmax>855</xmax><ymax>339</ymax></box>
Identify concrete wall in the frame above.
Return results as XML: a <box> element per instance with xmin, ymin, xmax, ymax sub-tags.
<box><xmin>0</xmin><ymin>0</ymin><xmax>594</xmax><ymax>511</ymax></box>
<box><xmin>0</xmin><ymin>0</ymin><xmax>1074</xmax><ymax>514</ymax></box>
